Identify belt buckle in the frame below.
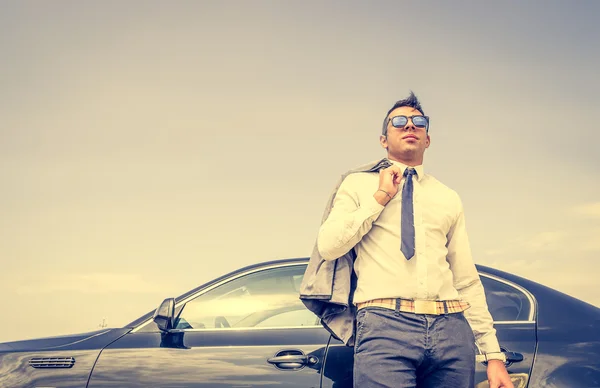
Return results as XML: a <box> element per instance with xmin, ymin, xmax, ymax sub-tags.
<box><xmin>414</xmin><ymin>300</ymin><xmax>438</xmax><ymax>315</ymax></box>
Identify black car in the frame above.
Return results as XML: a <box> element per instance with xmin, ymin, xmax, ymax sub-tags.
<box><xmin>1</xmin><ymin>258</ymin><xmax>599</xmax><ymax>388</ymax></box>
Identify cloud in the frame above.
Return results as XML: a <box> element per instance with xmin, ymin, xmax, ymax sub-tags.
<box><xmin>507</xmin><ymin>228</ymin><xmax>599</xmax><ymax>255</ymax></box>
<box><xmin>572</xmin><ymin>202</ymin><xmax>600</xmax><ymax>218</ymax></box>
<box><xmin>520</xmin><ymin>231</ymin><xmax>565</xmax><ymax>253</ymax></box>
<box><xmin>484</xmin><ymin>249</ymin><xmax>503</xmax><ymax>256</ymax></box>
<box><xmin>12</xmin><ymin>273</ymin><xmax>164</xmax><ymax>295</ymax></box>
<box><xmin>581</xmin><ymin>228</ymin><xmax>600</xmax><ymax>252</ymax></box>
<box><xmin>481</xmin><ymin>227</ymin><xmax>600</xmax><ymax>307</ymax></box>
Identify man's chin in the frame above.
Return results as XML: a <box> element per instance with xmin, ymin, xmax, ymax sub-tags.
<box><xmin>396</xmin><ymin>147</ymin><xmax>418</xmax><ymax>155</ymax></box>
<box><xmin>389</xmin><ymin>148</ymin><xmax>424</xmax><ymax>162</ymax></box>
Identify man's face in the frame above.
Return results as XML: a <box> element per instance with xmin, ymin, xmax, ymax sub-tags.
<box><xmin>380</xmin><ymin>106</ymin><xmax>430</xmax><ymax>162</ymax></box>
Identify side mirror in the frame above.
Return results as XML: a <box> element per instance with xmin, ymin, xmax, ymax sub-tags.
<box><xmin>153</xmin><ymin>298</ymin><xmax>175</xmax><ymax>332</ymax></box>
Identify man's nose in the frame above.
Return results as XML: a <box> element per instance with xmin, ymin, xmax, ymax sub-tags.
<box><xmin>403</xmin><ymin>123</ymin><xmax>416</xmax><ymax>131</ymax></box>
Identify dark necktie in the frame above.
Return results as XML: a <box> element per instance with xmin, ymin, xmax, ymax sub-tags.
<box><xmin>401</xmin><ymin>168</ymin><xmax>416</xmax><ymax>260</ymax></box>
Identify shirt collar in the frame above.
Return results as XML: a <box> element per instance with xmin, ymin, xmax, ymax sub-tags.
<box><xmin>386</xmin><ymin>159</ymin><xmax>424</xmax><ymax>182</ymax></box>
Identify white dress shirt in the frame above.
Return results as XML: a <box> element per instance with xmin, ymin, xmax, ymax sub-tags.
<box><xmin>317</xmin><ymin>159</ymin><xmax>503</xmax><ymax>358</ymax></box>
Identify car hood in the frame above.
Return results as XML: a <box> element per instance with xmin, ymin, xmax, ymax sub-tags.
<box><xmin>0</xmin><ymin>328</ymin><xmax>131</xmax><ymax>352</ymax></box>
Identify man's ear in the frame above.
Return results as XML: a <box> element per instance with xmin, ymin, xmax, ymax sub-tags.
<box><xmin>425</xmin><ymin>134</ymin><xmax>431</xmax><ymax>148</ymax></box>
<box><xmin>380</xmin><ymin>135</ymin><xmax>388</xmax><ymax>150</ymax></box>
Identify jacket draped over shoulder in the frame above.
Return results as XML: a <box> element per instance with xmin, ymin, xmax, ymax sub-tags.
<box><xmin>299</xmin><ymin>158</ymin><xmax>392</xmax><ymax>346</ymax></box>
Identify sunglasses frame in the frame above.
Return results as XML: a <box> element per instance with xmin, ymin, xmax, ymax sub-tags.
<box><xmin>388</xmin><ymin>115</ymin><xmax>430</xmax><ymax>130</ymax></box>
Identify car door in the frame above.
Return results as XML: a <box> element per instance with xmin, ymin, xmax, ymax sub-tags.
<box><xmin>87</xmin><ymin>262</ymin><xmax>329</xmax><ymax>388</ymax></box>
<box><xmin>473</xmin><ymin>272</ymin><xmax>536</xmax><ymax>388</ymax></box>
<box><xmin>321</xmin><ymin>272</ymin><xmax>537</xmax><ymax>388</ymax></box>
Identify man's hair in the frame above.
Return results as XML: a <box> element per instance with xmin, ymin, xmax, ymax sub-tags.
<box><xmin>381</xmin><ymin>91</ymin><xmax>426</xmax><ymax>136</ymax></box>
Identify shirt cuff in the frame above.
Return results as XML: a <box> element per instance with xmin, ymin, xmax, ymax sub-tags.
<box><xmin>484</xmin><ymin>352</ymin><xmax>507</xmax><ymax>363</ymax></box>
<box><xmin>484</xmin><ymin>352</ymin><xmax>506</xmax><ymax>363</ymax></box>
<box><xmin>476</xmin><ymin>331</ymin><xmax>504</xmax><ymax>361</ymax></box>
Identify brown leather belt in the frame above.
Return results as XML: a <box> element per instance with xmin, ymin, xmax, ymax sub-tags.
<box><xmin>355</xmin><ymin>298</ymin><xmax>470</xmax><ymax>315</ymax></box>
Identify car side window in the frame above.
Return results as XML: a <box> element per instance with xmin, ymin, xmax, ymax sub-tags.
<box><xmin>170</xmin><ymin>265</ymin><xmax>318</xmax><ymax>330</ymax></box>
<box><xmin>481</xmin><ymin>275</ymin><xmax>532</xmax><ymax>322</ymax></box>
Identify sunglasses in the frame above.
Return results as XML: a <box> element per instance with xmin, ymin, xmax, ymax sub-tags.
<box><xmin>388</xmin><ymin>115</ymin><xmax>429</xmax><ymax>129</ymax></box>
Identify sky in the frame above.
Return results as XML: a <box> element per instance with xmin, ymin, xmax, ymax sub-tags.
<box><xmin>1</xmin><ymin>0</ymin><xmax>599</xmax><ymax>342</ymax></box>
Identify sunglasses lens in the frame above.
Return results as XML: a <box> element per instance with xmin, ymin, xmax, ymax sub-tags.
<box><xmin>412</xmin><ymin>116</ymin><xmax>428</xmax><ymax>128</ymax></box>
<box><xmin>391</xmin><ymin>116</ymin><xmax>407</xmax><ymax>127</ymax></box>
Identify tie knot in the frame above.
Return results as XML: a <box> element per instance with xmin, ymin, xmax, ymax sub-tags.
<box><xmin>404</xmin><ymin>167</ymin><xmax>416</xmax><ymax>178</ymax></box>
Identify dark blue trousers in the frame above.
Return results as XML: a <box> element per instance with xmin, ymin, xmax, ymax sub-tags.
<box><xmin>353</xmin><ymin>307</ymin><xmax>476</xmax><ymax>388</ymax></box>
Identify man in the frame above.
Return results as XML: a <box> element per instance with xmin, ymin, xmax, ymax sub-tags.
<box><xmin>300</xmin><ymin>92</ymin><xmax>513</xmax><ymax>388</ymax></box>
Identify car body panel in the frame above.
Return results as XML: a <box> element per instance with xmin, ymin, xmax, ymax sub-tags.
<box><xmin>477</xmin><ymin>323</ymin><xmax>536</xmax><ymax>387</ymax></box>
<box><xmin>0</xmin><ymin>328</ymin><xmax>130</xmax><ymax>352</ymax></box>
<box><xmin>0</xmin><ymin>328</ymin><xmax>130</xmax><ymax>388</ymax></box>
<box><xmin>1</xmin><ymin>258</ymin><xmax>599</xmax><ymax>387</ymax></box>
<box><xmin>478</xmin><ymin>265</ymin><xmax>600</xmax><ymax>387</ymax></box>
<box><xmin>88</xmin><ymin>328</ymin><xmax>329</xmax><ymax>387</ymax></box>
<box><xmin>0</xmin><ymin>349</ymin><xmax>100</xmax><ymax>388</ymax></box>
<box><xmin>521</xmin><ymin>277</ymin><xmax>600</xmax><ymax>387</ymax></box>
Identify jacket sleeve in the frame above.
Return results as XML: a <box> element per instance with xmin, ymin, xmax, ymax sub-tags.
<box><xmin>317</xmin><ymin>174</ymin><xmax>385</xmax><ymax>261</ymax></box>
<box><xmin>446</xmin><ymin>194</ymin><xmax>504</xmax><ymax>361</ymax></box>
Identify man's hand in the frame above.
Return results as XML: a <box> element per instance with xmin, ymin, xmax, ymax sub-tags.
<box><xmin>487</xmin><ymin>360</ymin><xmax>514</xmax><ymax>388</ymax></box>
<box><xmin>376</xmin><ymin>166</ymin><xmax>403</xmax><ymax>196</ymax></box>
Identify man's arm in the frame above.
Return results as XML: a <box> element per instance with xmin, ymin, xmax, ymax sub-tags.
<box><xmin>446</xmin><ymin>195</ymin><xmax>505</xmax><ymax>361</ymax></box>
<box><xmin>447</xmin><ymin>194</ymin><xmax>514</xmax><ymax>388</ymax></box>
<box><xmin>317</xmin><ymin>174</ymin><xmax>390</xmax><ymax>261</ymax></box>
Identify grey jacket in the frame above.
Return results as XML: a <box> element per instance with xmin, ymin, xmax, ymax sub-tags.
<box><xmin>299</xmin><ymin>157</ymin><xmax>392</xmax><ymax>346</ymax></box>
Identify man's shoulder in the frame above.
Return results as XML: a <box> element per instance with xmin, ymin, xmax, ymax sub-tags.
<box><xmin>346</xmin><ymin>158</ymin><xmax>389</xmax><ymax>174</ymax></box>
<box><xmin>340</xmin><ymin>170</ymin><xmax>378</xmax><ymax>187</ymax></box>
<box><xmin>334</xmin><ymin>158</ymin><xmax>387</xmax><ymax>183</ymax></box>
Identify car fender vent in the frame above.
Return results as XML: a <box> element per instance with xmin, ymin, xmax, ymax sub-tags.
<box><xmin>29</xmin><ymin>357</ymin><xmax>75</xmax><ymax>368</ymax></box>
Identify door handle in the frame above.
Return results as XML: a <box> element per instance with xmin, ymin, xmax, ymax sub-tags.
<box><xmin>504</xmin><ymin>351</ymin><xmax>524</xmax><ymax>363</ymax></box>
<box><xmin>267</xmin><ymin>350</ymin><xmax>318</xmax><ymax>370</ymax></box>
